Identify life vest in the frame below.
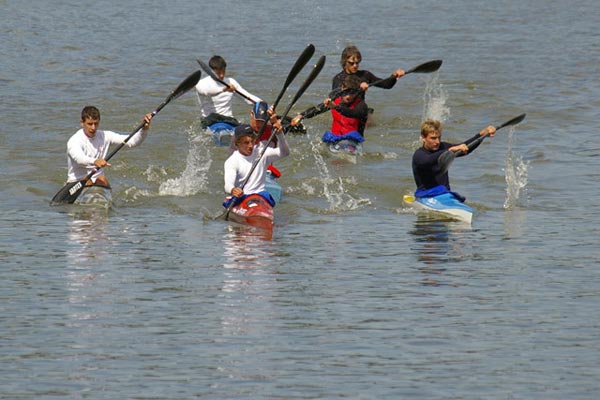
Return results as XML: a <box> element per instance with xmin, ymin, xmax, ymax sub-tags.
<box><xmin>330</xmin><ymin>96</ymin><xmax>361</xmax><ymax>135</ymax></box>
<box><xmin>257</xmin><ymin>124</ymin><xmax>273</xmax><ymax>142</ymax></box>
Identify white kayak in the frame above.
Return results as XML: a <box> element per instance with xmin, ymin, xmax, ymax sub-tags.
<box><xmin>403</xmin><ymin>193</ymin><xmax>473</xmax><ymax>224</ymax></box>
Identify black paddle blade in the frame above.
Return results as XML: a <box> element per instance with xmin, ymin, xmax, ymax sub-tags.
<box><xmin>497</xmin><ymin>113</ymin><xmax>526</xmax><ymax>130</ymax></box>
<box><xmin>50</xmin><ymin>180</ymin><xmax>86</xmax><ymax>205</ymax></box>
<box><xmin>253</xmin><ymin>44</ymin><xmax>316</xmax><ymax>145</ymax></box>
<box><xmin>284</xmin><ymin>55</ymin><xmax>326</xmax><ymax>117</ymax></box>
<box><xmin>167</xmin><ymin>70</ymin><xmax>202</xmax><ymax>102</ymax></box>
<box><xmin>407</xmin><ymin>59</ymin><xmax>443</xmax><ymax>74</ymax></box>
<box><xmin>283</xmin><ymin>44</ymin><xmax>315</xmax><ymax>89</ymax></box>
<box><xmin>272</xmin><ymin>44</ymin><xmax>315</xmax><ymax>109</ymax></box>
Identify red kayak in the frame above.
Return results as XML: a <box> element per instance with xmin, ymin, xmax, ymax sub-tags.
<box><xmin>227</xmin><ymin>194</ymin><xmax>274</xmax><ymax>231</ymax></box>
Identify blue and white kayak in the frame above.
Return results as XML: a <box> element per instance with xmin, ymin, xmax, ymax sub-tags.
<box><xmin>322</xmin><ymin>131</ymin><xmax>364</xmax><ymax>164</ymax></box>
<box><xmin>326</xmin><ymin>139</ymin><xmax>363</xmax><ymax>164</ymax></box>
<box><xmin>403</xmin><ymin>192</ymin><xmax>473</xmax><ymax>224</ymax></box>
<box><xmin>207</xmin><ymin>121</ymin><xmax>236</xmax><ymax>146</ymax></box>
<box><xmin>265</xmin><ymin>171</ymin><xmax>282</xmax><ymax>204</ymax></box>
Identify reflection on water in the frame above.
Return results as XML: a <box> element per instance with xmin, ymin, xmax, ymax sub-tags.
<box><xmin>221</xmin><ymin>225</ymin><xmax>274</xmax><ymax>268</ymax></box>
<box><xmin>66</xmin><ymin>207</ymin><xmax>111</xmax><ymax>261</ymax></box>
<box><xmin>409</xmin><ymin>216</ymin><xmax>473</xmax><ymax>285</ymax></box>
<box><xmin>65</xmin><ymin>208</ymin><xmax>112</xmax><ymax>322</ymax></box>
<box><xmin>218</xmin><ymin>225</ymin><xmax>280</xmax><ymax>366</ymax></box>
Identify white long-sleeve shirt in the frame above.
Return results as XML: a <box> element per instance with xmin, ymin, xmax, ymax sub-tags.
<box><xmin>195</xmin><ymin>76</ymin><xmax>261</xmax><ymax>118</ymax></box>
<box><xmin>224</xmin><ymin>133</ymin><xmax>289</xmax><ymax>195</ymax></box>
<box><xmin>66</xmin><ymin>128</ymin><xmax>148</xmax><ymax>183</ymax></box>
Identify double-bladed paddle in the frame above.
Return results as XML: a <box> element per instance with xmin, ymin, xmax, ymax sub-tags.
<box><xmin>329</xmin><ymin>59</ymin><xmax>443</xmax><ymax>99</ymax></box>
<box><xmin>222</xmin><ymin>48</ymin><xmax>323</xmax><ymax>221</ymax></box>
<box><xmin>270</xmin><ymin>44</ymin><xmax>316</xmax><ymax>112</ymax></box>
<box><xmin>196</xmin><ymin>58</ymin><xmax>258</xmax><ymax>104</ymax></box>
<box><xmin>437</xmin><ymin>113</ymin><xmax>527</xmax><ymax>173</ymax></box>
<box><xmin>50</xmin><ymin>69</ymin><xmax>202</xmax><ymax>205</ymax></box>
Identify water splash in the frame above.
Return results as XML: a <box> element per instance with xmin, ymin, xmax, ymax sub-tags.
<box><xmin>421</xmin><ymin>74</ymin><xmax>450</xmax><ymax>123</ymax></box>
<box><xmin>503</xmin><ymin>127</ymin><xmax>528</xmax><ymax>209</ymax></box>
<box><xmin>159</xmin><ymin>126</ymin><xmax>212</xmax><ymax>196</ymax></box>
<box><xmin>309</xmin><ymin>138</ymin><xmax>371</xmax><ymax>212</ymax></box>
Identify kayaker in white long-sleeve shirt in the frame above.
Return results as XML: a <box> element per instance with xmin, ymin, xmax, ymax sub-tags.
<box><xmin>223</xmin><ymin>105</ymin><xmax>289</xmax><ymax>208</ymax></box>
<box><xmin>195</xmin><ymin>55</ymin><xmax>261</xmax><ymax>129</ymax></box>
<box><xmin>66</xmin><ymin>105</ymin><xmax>153</xmax><ymax>187</ymax></box>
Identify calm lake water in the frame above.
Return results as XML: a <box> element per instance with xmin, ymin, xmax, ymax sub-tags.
<box><xmin>2</xmin><ymin>0</ymin><xmax>600</xmax><ymax>398</ymax></box>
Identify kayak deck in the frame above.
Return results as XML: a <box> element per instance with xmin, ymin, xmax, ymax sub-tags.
<box><xmin>403</xmin><ymin>193</ymin><xmax>473</xmax><ymax>224</ymax></box>
<box><xmin>227</xmin><ymin>194</ymin><xmax>274</xmax><ymax>231</ymax></box>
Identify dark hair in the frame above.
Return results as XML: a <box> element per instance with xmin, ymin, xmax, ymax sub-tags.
<box><xmin>340</xmin><ymin>45</ymin><xmax>362</xmax><ymax>68</ymax></box>
<box><xmin>234</xmin><ymin>125</ymin><xmax>255</xmax><ymax>142</ymax></box>
<box><xmin>342</xmin><ymin>75</ymin><xmax>362</xmax><ymax>91</ymax></box>
<box><xmin>81</xmin><ymin>105</ymin><xmax>100</xmax><ymax>121</ymax></box>
<box><xmin>209</xmin><ymin>55</ymin><xmax>227</xmax><ymax>70</ymax></box>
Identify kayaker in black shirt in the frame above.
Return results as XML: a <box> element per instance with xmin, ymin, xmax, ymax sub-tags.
<box><xmin>412</xmin><ymin>119</ymin><xmax>496</xmax><ymax>195</ymax></box>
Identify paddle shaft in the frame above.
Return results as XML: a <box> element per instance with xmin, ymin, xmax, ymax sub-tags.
<box><xmin>454</xmin><ymin>113</ymin><xmax>527</xmax><ymax>157</ymax></box>
<box><xmin>436</xmin><ymin>113</ymin><xmax>527</xmax><ymax>173</ymax></box>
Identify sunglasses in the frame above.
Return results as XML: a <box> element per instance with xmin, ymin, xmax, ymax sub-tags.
<box><xmin>346</xmin><ymin>60</ymin><xmax>360</xmax><ymax>66</ymax></box>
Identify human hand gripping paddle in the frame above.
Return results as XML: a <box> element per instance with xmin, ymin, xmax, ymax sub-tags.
<box><xmin>50</xmin><ymin>69</ymin><xmax>202</xmax><ymax>205</ymax></box>
<box><xmin>222</xmin><ymin>51</ymin><xmax>325</xmax><ymax>221</ymax></box>
<box><xmin>437</xmin><ymin>113</ymin><xmax>527</xmax><ymax>173</ymax></box>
